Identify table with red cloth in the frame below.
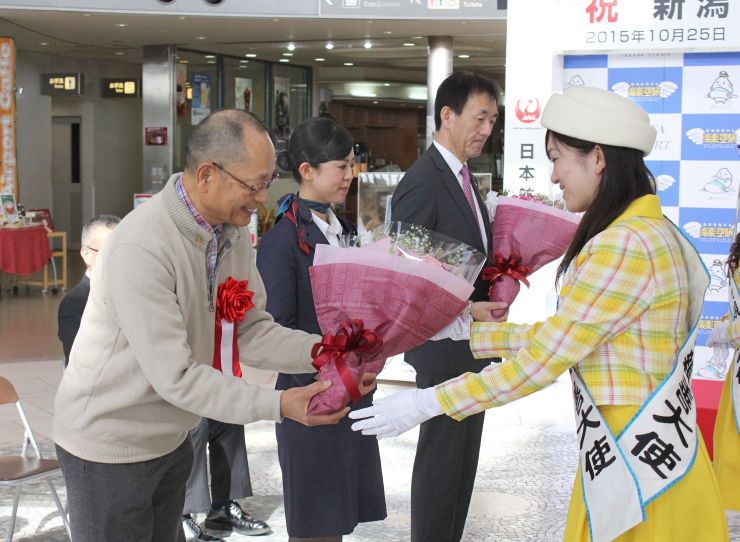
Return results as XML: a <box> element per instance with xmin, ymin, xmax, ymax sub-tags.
<box><xmin>692</xmin><ymin>378</ymin><xmax>724</xmax><ymax>460</ymax></box>
<box><xmin>0</xmin><ymin>225</ymin><xmax>52</xmax><ymax>276</ymax></box>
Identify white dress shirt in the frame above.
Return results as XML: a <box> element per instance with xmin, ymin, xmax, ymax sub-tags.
<box><xmin>311</xmin><ymin>207</ymin><xmax>343</xmax><ymax>247</ymax></box>
<box><xmin>429</xmin><ymin>141</ymin><xmax>491</xmax><ymax>341</ymax></box>
<box><xmin>432</xmin><ymin>140</ymin><xmax>488</xmax><ymax>254</ymax></box>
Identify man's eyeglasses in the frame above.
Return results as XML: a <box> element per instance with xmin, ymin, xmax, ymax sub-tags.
<box><xmin>84</xmin><ymin>247</ymin><xmax>99</xmax><ymax>253</ymax></box>
<box><xmin>211</xmin><ymin>162</ymin><xmax>278</xmax><ymax>193</ymax></box>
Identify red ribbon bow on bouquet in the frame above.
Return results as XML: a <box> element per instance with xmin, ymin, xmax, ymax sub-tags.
<box><xmin>482</xmin><ymin>251</ymin><xmax>532</xmax><ymax>295</ymax></box>
<box><xmin>311</xmin><ymin>319</ymin><xmax>383</xmax><ymax>403</ymax></box>
<box><xmin>213</xmin><ymin>277</ymin><xmax>254</xmax><ymax>378</ymax></box>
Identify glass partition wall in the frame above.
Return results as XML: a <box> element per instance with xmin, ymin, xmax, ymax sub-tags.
<box><xmin>172</xmin><ymin>48</ymin><xmax>311</xmax><ymax>174</ymax></box>
<box><xmin>222</xmin><ymin>56</ymin><xmax>268</xmax><ymax>114</ymax></box>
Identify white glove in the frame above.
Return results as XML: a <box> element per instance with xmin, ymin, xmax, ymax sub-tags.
<box><xmin>348</xmin><ymin>387</ymin><xmax>444</xmax><ymax>439</ymax></box>
<box><xmin>707</xmin><ymin>321</ymin><xmax>730</xmax><ymax>347</ymax></box>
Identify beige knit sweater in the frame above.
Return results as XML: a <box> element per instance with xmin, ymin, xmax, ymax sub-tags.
<box><xmin>53</xmin><ymin>175</ymin><xmax>318</xmax><ymax>463</ymax></box>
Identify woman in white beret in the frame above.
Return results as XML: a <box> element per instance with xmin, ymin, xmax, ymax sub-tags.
<box><xmin>350</xmin><ymin>86</ymin><xmax>729</xmax><ymax>541</ymax></box>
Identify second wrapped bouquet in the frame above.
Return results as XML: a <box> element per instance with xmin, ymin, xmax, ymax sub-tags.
<box><xmin>483</xmin><ymin>195</ymin><xmax>580</xmax><ymax>318</ymax></box>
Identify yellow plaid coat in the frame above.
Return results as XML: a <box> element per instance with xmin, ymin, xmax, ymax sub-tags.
<box><xmin>437</xmin><ymin>195</ymin><xmax>691</xmax><ymax>420</ymax></box>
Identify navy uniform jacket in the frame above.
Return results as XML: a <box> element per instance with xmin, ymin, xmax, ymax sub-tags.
<box><xmin>256</xmin><ymin>196</ymin><xmax>355</xmax><ymax>389</ymax></box>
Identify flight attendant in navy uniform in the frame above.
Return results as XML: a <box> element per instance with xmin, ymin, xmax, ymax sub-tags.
<box><xmin>256</xmin><ymin>117</ymin><xmax>387</xmax><ymax>541</ymax></box>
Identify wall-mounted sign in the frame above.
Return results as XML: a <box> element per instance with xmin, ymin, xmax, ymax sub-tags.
<box><xmin>319</xmin><ymin>0</ymin><xmax>503</xmax><ymax>19</ymax></box>
<box><xmin>101</xmin><ymin>78</ymin><xmax>141</xmax><ymax>98</ymax></box>
<box><xmin>557</xmin><ymin>0</ymin><xmax>740</xmax><ymax>52</ymax></box>
<box><xmin>0</xmin><ymin>193</ymin><xmax>18</xmax><ymax>224</ymax></box>
<box><xmin>145</xmin><ymin>126</ymin><xmax>168</xmax><ymax>146</ymax></box>
<box><xmin>0</xmin><ymin>37</ymin><xmax>18</xmax><ymax>200</ymax></box>
<box><xmin>191</xmin><ymin>73</ymin><xmax>211</xmax><ymax>125</ymax></box>
<box><xmin>41</xmin><ymin>73</ymin><xmax>83</xmax><ymax>96</ymax></box>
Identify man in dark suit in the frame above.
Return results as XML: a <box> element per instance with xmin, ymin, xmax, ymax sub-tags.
<box><xmin>57</xmin><ymin>214</ymin><xmax>120</xmax><ymax>366</ymax></box>
<box><xmin>390</xmin><ymin>71</ymin><xmax>501</xmax><ymax>542</ymax></box>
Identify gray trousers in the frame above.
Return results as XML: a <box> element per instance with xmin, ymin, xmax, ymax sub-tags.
<box><xmin>183</xmin><ymin>418</ymin><xmax>252</xmax><ymax>515</ymax></box>
<box><xmin>56</xmin><ymin>438</ymin><xmax>193</xmax><ymax>542</ymax></box>
<box><xmin>411</xmin><ymin>371</ymin><xmax>485</xmax><ymax>542</ymax></box>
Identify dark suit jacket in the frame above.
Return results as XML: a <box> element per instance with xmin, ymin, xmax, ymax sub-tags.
<box><xmin>256</xmin><ymin>197</ymin><xmax>355</xmax><ymax>390</ymax></box>
<box><xmin>391</xmin><ymin>143</ymin><xmax>495</xmax><ymax>374</ymax></box>
<box><xmin>57</xmin><ymin>275</ymin><xmax>90</xmax><ymax>366</ymax></box>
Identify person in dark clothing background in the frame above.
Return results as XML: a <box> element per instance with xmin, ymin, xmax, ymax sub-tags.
<box><xmin>57</xmin><ymin>213</ymin><xmax>120</xmax><ymax>367</ymax></box>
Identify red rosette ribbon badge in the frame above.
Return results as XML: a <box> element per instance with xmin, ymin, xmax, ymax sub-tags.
<box><xmin>213</xmin><ymin>277</ymin><xmax>254</xmax><ymax>378</ymax></box>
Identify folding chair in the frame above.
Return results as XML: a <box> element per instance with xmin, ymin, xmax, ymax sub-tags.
<box><xmin>0</xmin><ymin>377</ymin><xmax>71</xmax><ymax>542</ymax></box>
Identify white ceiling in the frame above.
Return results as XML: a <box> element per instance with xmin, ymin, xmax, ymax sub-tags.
<box><xmin>0</xmin><ymin>8</ymin><xmax>507</xmax><ymax>85</ymax></box>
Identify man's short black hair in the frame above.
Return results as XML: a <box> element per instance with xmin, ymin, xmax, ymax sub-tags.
<box><xmin>434</xmin><ymin>71</ymin><xmax>500</xmax><ymax>131</ymax></box>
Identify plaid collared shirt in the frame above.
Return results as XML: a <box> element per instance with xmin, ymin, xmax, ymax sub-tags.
<box><xmin>175</xmin><ymin>176</ymin><xmax>223</xmax><ymax>292</ymax></box>
<box><xmin>437</xmin><ymin>195</ymin><xmax>691</xmax><ymax>420</ymax></box>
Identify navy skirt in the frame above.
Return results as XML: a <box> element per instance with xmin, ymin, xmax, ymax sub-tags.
<box><xmin>275</xmin><ymin>372</ymin><xmax>387</xmax><ymax>537</ymax></box>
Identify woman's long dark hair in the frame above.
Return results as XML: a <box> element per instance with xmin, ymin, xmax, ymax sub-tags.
<box><xmin>727</xmin><ymin>233</ymin><xmax>740</xmax><ymax>274</ymax></box>
<box><xmin>551</xmin><ymin>130</ymin><xmax>656</xmax><ymax>285</ymax></box>
<box><xmin>276</xmin><ymin>117</ymin><xmax>353</xmax><ymax>182</ymax></box>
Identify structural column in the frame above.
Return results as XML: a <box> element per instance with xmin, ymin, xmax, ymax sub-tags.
<box><xmin>142</xmin><ymin>45</ymin><xmax>176</xmax><ymax>193</ymax></box>
<box><xmin>426</xmin><ymin>36</ymin><xmax>453</xmax><ymax>148</ymax></box>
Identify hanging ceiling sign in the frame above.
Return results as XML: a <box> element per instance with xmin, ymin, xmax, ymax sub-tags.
<box><xmin>41</xmin><ymin>73</ymin><xmax>83</xmax><ymax>96</ymax></box>
<box><xmin>0</xmin><ymin>0</ymin><xmax>505</xmax><ymax>18</ymax></box>
<box><xmin>319</xmin><ymin>0</ymin><xmax>504</xmax><ymax>19</ymax></box>
<box><xmin>0</xmin><ymin>0</ymin><xmax>318</xmax><ymax>16</ymax></box>
<box><xmin>101</xmin><ymin>78</ymin><xmax>141</xmax><ymax>98</ymax></box>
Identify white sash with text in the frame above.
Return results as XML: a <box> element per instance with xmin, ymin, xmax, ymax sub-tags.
<box><xmin>570</xmin><ymin>220</ymin><xmax>709</xmax><ymax>542</ymax></box>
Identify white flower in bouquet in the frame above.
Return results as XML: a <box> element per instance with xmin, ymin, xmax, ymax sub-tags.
<box><xmin>486</xmin><ymin>191</ymin><xmax>499</xmax><ymax>221</ymax></box>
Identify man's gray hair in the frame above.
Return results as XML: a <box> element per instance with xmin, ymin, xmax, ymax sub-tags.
<box><xmin>81</xmin><ymin>214</ymin><xmax>121</xmax><ymax>247</ymax></box>
<box><xmin>185</xmin><ymin>109</ymin><xmax>268</xmax><ymax>172</ymax></box>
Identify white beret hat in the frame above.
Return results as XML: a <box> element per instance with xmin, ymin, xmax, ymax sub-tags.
<box><xmin>541</xmin><ymin>86</ymin><xmax>657</xmax><ymax>156</ymax></box>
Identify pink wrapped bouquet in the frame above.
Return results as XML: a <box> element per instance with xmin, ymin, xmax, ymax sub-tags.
<box><xmin>307</xmin><ymin>223</ymin><xmax>485</xmax><ymax>414</ymax></box>
<box><xmin>484</xmin><ymin>195</ymin><xmax>580</xmax><ymax>319</ymax></box>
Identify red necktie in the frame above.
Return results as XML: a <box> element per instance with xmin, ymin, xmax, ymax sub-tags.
<box><xmin>460</xmin><ymin>164</ymin><xmax>478</xmax><ymax>218</ymax></box>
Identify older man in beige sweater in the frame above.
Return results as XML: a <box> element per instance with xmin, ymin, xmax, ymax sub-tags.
<box><xmin>53</xmin><ymin>110</ymin><xmax>353</xmax><ymax>542</ymax></box>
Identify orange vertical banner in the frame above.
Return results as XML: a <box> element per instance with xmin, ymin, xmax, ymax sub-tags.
<box><xmin>0</xmin><ymin>37</ymin><xmax>16</xmax><ymax>201</ymax></box>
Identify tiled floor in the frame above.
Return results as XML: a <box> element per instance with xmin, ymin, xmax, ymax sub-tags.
<box><xmin>1</xmin><ymin>280</ymin><xmax>739</xmax><ymax>541</ymax></box>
